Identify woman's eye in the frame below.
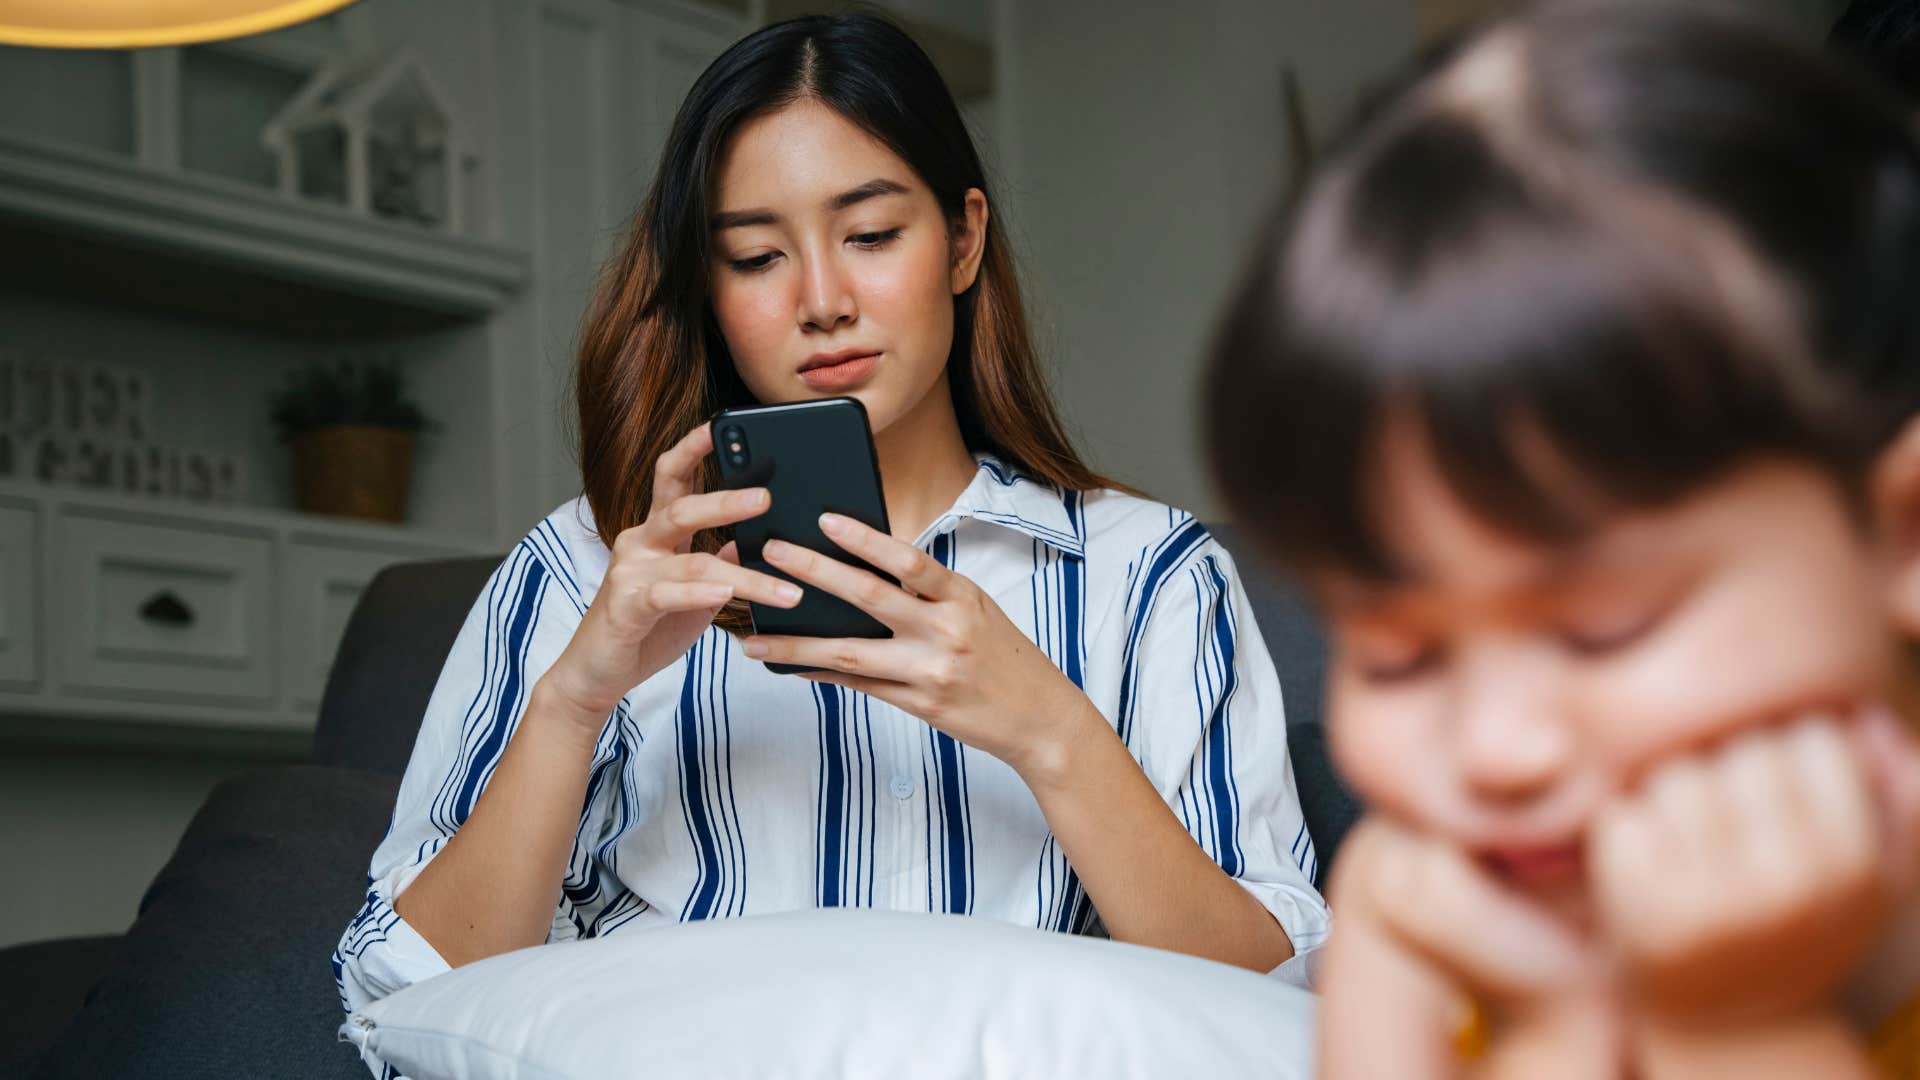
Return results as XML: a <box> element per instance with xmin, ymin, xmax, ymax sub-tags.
<box><xmin>727</xmin><ymin>252</ymin><xmax>779</xmax><ymax>274</ymax></box>
<box><xmin>848</xmin><ymin>228</ymin><xmax>902</xmax><ymax>249</ymax></box>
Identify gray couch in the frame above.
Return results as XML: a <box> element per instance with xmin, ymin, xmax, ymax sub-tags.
<box><xmin>0</xmin><ymin>523</ymin><xmax>1359</xmax><ymax>1078</ymax></box>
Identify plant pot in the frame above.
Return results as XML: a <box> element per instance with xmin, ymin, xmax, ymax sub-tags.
<box><xmin>290</xmin><ymin>424</ymin><xmax>415</xmax><ymax>523</ymax></box>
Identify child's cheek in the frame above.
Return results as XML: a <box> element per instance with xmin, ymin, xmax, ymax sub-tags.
<box><xmin>1328</xmin><ymin>682</ymin><xmax>1458</xmax><ymax>831</ymax></box>
<box><xmin>1580</xmin><ymin>555</ymin><xmax>1894</xmax><ymax>779</ymax></box>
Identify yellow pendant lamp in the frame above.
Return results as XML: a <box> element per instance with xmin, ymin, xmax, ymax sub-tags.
<box><xmin>0</xmin><ymin>1</ymin><xmax>362</xmax><ymax>49</ymax></box>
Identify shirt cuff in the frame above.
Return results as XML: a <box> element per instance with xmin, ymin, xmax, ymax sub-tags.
<box><xmin>1235</xmin><ymin>877</ymin><xmax>1332</xmax><ymax>968</ymax></box>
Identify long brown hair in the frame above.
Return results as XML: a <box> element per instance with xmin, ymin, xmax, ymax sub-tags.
<box><xmin>573</xmin><ymin>14</ymin><xmax>1122</xmax><ymax>633</ymax></box>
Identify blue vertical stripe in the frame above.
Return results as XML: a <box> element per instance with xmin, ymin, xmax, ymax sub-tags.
<box><xmin>933</xmin><ymin>729</ymin><xmax>971</xmax><ymax>914</ymax></box>
<box><xmin>677</xmin><ymin>635</ymin><xmax>726</xmax><ymax>920</ymax></box>
<box><xmin>1201</xmin><ymin>558</ymin><xmax>1245</xmax><ymax>877</ymax></box>
<box><xmin>1116</xmin><ymin>519</ymin><xmax>1210</xmax><ymax>745</ymax></box>
<box><xmin>865</xmin><ymin>693</ymin><xmax>884</xmax><ymax>906</ymax></box>
<box><xmin>926</xmin><ymin>530</ymin><xmax>975</xmax><ymax>914</ymax></box>
<box><xmin>1061</xmin><ymin>490</ymin><xmax>1086</xmax><ymax>689</ymax></box>
<box><xmin>710</xmin><ymin>638</ymin><xmax>747</xmax><ymax>918</ymax></box>
<box><xmin>923</xmin><ymin>751</ymin><xmax>939</xmax><ymax>911</ymax></box>
<box><xmin>450</xmin><ymin>554</ymin><xmax>548</xmax><ymax>825</ymax></box>
<box><xmin>849</xmin><ymin>690</ymin><xmax>869</xmax><ymax>907</ymax></box>
<box><xmin>815</xmin><ymin>682</ymin><xmax>847</xmax><ymax>907</ymax></box>
<box><xmin>1034</xmin><ymin>488</ymin><xmax>1092</xmax><ymax>932</ymax></box>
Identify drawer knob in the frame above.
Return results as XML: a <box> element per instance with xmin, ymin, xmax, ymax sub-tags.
<box><xmin>139</xmin><ymin>590</ymin><xmax>196</xmax><ymax>627</ymax></box>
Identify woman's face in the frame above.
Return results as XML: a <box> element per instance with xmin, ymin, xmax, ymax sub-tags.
<box><xmin>1319</xmin><ymin>417</ymin><xmax>1920</xmax><ymax>911</ymax></box>
<box><xmin>706</xmin><ymin>99</ymin><xmax>986</xmax><ymax>435</ymax></box>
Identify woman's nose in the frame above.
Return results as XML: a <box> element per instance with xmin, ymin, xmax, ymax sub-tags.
<box><xmin>1451</xmin><ymin>644</ymin><xmax>1574</xmax><ymax>804</ymax></box>
<box><xmin>797</xmin><ymin>251</ymin><xmax>856</xmax><ymax>331</ymax></box>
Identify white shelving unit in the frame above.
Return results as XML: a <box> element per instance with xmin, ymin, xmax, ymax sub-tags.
<box><xmin>0</xmin><ymin>3</ymin><xmax>587</xmax><ymax>745</ymax></box>
<box><xmin>0</xmin><ymin>131</ymin><xmax>529</xmax><ymax>313</ymax></box>
<box><xmin>0</xmin><ymin>131</ymin><xmax>529</xmax><ymax>331</ymax></box>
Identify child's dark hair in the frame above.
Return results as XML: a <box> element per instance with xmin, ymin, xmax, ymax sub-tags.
<box><xmin>1204</xmin><ymin>0</ymin><xmax>1920</xmax><ymax>582</ymax></box>
<box><xmin>1832</xmin><ymin>0</ymin><xmax>1920</xmax><ymax>103</ymax></box>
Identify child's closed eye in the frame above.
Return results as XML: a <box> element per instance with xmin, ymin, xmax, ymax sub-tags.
<box><xmin>1550</xmin><ymin>576</ymin><xmax>1694</xmax><ymax>659</ymax></box>
<box><xmin>1555</xmin><ymin>610</ymin><xmax>1664</xmax><ymax>657</ymax></box>
<box><xmin>1347</xmin><ymin>635</ymin><xmax>1445</xmax><ymax>686</ymax></box>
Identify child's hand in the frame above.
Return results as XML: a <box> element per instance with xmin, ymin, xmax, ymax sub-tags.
<box><xmin>1589</xmin><ymin>712</ymin><xmax>1920</xmax><ymax>1028</ymax></box>
<box><xmin>1319</xmin><ymin>815</ymin><xmax>1617</xmax><ymax>1080</ymax></box>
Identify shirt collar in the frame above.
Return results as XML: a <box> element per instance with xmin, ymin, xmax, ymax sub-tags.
<box><xmin>913</xmin><ymin>454</ymin><xmax>1087</xmax><ymax>559</ymax></box>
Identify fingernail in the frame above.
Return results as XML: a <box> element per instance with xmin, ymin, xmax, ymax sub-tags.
<box><xmin>747</xmin><ymin>488</ymin><xmax>769</xmax><ymax>507</ymax></box>
<box><xmin>777</xmin><ymin>583</ymin><xmax>802</xmax><ymax>604</ymax></box>
<box><xmin>765</xmin><ymin>539</ymin><xmax>790</xmax><ymax>561</ymax></box>
<box><xmin>819</xmin><ymin>513</ymin><xmax>847</xmax><ymax>536</ymax></box>
<box><xmin>743</xmin><ymin>639</ymin><xmax>768</xmax><ymax>658</ymax></box>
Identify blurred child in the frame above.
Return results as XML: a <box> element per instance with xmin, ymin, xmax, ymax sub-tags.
<box><xmin>1204</xmin><ymin>1</ymin><xmax>1920</xmax><ymax>1075</ymax></box>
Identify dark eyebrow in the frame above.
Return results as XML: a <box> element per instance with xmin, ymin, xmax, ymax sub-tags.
<box><xmin>827</xmin><ymin>177</ymin><xmax>910</xmax><ymax>211</ymax></box>
<box><xmin>710</xmin><ymin>178</ymin><xmax>911</xmax><ymax>231</ymax></box>
<box><xmin>711</xmin><ymin>207</ymin><xmax>778</xmax><ymax>231</ymax></box>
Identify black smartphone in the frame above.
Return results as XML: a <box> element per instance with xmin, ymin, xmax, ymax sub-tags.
<box><xmin>711</xmin><ymin>397</ymin><xmax>893</xmax><ymax>674</ymax></box>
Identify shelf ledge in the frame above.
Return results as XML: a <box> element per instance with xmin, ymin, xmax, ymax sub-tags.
<box><xmin>0</xmin><ymin>133</ymin><xmax>530</xmax><ymax>331</ymax></box>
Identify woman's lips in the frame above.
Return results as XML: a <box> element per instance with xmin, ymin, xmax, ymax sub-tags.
<box><xmin>798</xmin><ymin>352</ymin><xmax>880</xmax><ymax>391</ymax></box>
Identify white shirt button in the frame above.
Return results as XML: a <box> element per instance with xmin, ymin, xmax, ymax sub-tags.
<box><xmin>889</xmin><ymin>775</ymin><xmax>915</xmax><ymax>800</ymax></box>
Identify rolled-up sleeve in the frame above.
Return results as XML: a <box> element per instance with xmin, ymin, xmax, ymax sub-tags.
<box><xmin>332</xmin><ymin>536</ymin><xmax>595</xmax><ymax>1044</ymax></box>
<box><xmin>1125</xmin><ymin>538</ymin><xmax>1332</xmax><ymax>966</ymax></box>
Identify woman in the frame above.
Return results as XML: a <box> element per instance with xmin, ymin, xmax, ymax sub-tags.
<box><xmin>334</xmin><ymin>13</ymin><xmax>1326</xmax><ymax>1069</ymax></box>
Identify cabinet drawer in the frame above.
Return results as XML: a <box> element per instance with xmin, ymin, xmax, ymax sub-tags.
<box><xmin>57</xmin><ymin>512</ymin><xmax>273</xmax><ymax>704</ymax></box>
<box><xmin>0</xmin><ymin>504</ymin><xmax>39</xmax><ymax>688</ymax></box>
<box><xmin>284</xmin><ymin>541</ymin><xmax>427</xmax><ymax>709</ymax></box>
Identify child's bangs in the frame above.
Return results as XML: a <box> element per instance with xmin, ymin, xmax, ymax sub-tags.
<box><xmin>1208</xmin><ymin>114</ymin><xmax>1857</xmax><ymax>585</ymax></box>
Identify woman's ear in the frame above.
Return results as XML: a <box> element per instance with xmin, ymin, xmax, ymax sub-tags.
<box><xmin>1875</xmin><ymin>416</ymin><xmax>1920</xmax><ymax>636</ymax></box>
<box><xmin>950</xmin><ymin>188</ymin><xmax>989</xmax><ymax>295</ymax></box>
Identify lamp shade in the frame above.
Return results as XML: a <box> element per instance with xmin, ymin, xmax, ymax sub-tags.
<box><xmin>0</xmin><ymin>1</ymin><xmax>361</xmax><ymax>49</ymax></box>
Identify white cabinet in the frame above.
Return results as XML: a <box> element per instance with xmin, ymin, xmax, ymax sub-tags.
<box><xmin>283</xmin><ymin>535</ymin><xmax>461</xmax><ymax>709</ymax></box>
<box><xmin>56</xmin><ymin>510</ymin><xmax>275</xmax><ymax>706</ymax></box>
<box><xmin>0</xmin><ymin>501</ymin><xmax>39</xmax><ymax>689</ymax></box>
<box><xmin>0</xmin><ymin>481</ymin><xmax>489</xmax><ymax>738</ymax></box>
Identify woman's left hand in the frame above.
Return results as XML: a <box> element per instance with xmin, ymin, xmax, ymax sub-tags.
<box><xmin>740</xmin><ymin>512</ymin><xmax>1096</xmax><ymax>777</ymax></box>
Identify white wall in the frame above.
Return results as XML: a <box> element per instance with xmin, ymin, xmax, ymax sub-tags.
<box><xmin>998</xmin><ymin>0</ymin><xmax>1417</xmax><ymax>516</ymax></box>
<box><xmin>997</xmin><ymin>0</ymin><xmax>1843</xmax><ymax>518</ymax></box>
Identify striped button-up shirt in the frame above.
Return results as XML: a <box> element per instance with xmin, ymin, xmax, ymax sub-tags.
<box><xmin>335</xmin><ymin>455</ymin><xmax>1329</xmax><ymax>1056</ymax></box>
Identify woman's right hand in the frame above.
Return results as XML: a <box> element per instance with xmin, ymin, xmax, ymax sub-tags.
<box><xmin>540</xmin><ymin>424</ymin><xmax>801</xmax><ymax>727</ymax></box>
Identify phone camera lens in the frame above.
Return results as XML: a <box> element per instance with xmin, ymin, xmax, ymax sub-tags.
<box><xmin>721</xmin><ymin>426</ymin><xmax>749</xmax><ymax>467</ymax></box>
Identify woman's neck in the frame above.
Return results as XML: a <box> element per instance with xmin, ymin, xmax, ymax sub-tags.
<box><xmin>872</xmin><ymin>379</ymin><xmax>979</xmax><ymax>544</ymax></box>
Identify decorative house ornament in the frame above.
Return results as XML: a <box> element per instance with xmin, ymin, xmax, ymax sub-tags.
<box><xmin>0</xmin><ymin>0</ymin><xmax>360</xmax><ymax>49</ymax></box>
<box><xmin>261</xmin><ymin>49</ymin><xmax>478</xmax><ymax>234</ymax></box>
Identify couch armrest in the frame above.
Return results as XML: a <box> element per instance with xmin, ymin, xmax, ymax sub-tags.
<box><xmin>313</xmin><ymin>557</ymin><xmax>501</xmax><ymax>777</ymax></box>
<box><xmin>33</xmin><ymin>765</ymin><xmax>398</xmax><ymax>1080</ymax></box>
<box><xmin>0</xmin><ymin>934</ymin><xmax>121</xmax><ymax>1071</ymax></box>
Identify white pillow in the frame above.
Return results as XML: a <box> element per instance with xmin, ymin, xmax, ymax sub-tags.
<box><xmin>342</xmin><ymin>909</ymin><xmax>1316</xmax><ymax>1079</ymax></box>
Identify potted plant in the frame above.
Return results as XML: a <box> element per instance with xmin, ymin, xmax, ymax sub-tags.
<box><xmin>270</xmin><ymin>359</ymin><xmax>431</xmax><ymax>523</ymax></box>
